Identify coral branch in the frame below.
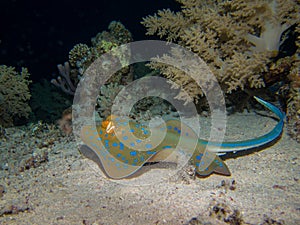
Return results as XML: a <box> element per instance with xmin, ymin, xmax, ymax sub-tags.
<box><xmin>51</xmin><ymin>62</ymin><xmax>76</xmax><ymax>95</ymax></box>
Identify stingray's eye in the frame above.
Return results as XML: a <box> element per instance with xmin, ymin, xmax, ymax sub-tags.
<box><xmin>101</xmin><ymin>115</ymin><xmax>114</xmax><ymax>129</ymax></box>
<box><xmin>106</xmin><ymin>121</ymin><xmax>115</xmax><ymax>133</ymax></box>
<box><xmin>101</xmin><ymin>120</ymin><xmax>110</xmax><ymax>129</ymax></box>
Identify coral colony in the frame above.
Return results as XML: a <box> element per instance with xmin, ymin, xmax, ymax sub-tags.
<box><xmin>1</xmin><ymin>1</ymin><xmax>299</xmax><ymax>143</ymax></box>
<box><xmin>141</xmin><ymin>0</ymin><xmax>299</xmax><ymax>141</ymax></box>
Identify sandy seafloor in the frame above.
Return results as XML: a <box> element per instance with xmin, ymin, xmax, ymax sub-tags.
<box><xmin>0</xmin><ymin>109</ymin><xmax>299</xmax><ymax>225</ymax></box>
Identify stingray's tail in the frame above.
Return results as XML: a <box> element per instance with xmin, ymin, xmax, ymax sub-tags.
<box><xmin>208</xmin><ymin>96</ymin><xmax>285</xmax><ymax>154</ymax></box>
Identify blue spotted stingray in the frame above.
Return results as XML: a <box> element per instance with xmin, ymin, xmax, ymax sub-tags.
<box><xmin>80</xmin><ymin>97</ymin><xmax>284</xmax><ymax>179</ymax></box>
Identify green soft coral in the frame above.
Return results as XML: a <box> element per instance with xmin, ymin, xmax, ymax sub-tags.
<box><xmin>0</xmin><ymin>65</ymin><xmax>32</xmax><ymax>127</ymax></box>
<box><xmin>68</xmin><ymin>21</ymin><xmax>133</xmax><ymax>77</ymax></box>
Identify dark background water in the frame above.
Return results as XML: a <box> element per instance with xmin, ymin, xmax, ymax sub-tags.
<box><xmin>0</xmin><ymin>0</ymin><xmax>179</xmax><ymax>82</ymax></box>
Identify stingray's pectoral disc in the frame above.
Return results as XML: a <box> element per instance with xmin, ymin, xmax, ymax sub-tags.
<box><xmin>80</xmin><ymin>124</ymin><xmax>159</xmax><ymax>179</ymax></box>
<box><xmin>111</xmin><ymin>116</ymin><xmax>166</xmax><ymax>152</ymax></box>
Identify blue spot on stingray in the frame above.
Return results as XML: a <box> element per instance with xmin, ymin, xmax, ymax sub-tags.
<box><xmin>123</xmin><ymin>136</ymin><xmax>128</xmax><ymax>141</ymax></box>
<box><xmin>91</xmin><ymin>143</ymin><xmax>97</xmax><ymax>147</ymax></box>
<box><xmin>136</xmin><ymin>139</ymin><xmax>142</xmax><ymax>143</ymax></box>
<box><xmin>133</xmin><ymin>158</ymin><xmax>138</xmax><ymax>163</ymax></box>
<box><xmin>130</xmin><ymin>151</ymin><xmax>137</xmax><ymax>156</ymax></box>
<box><xmin>94</xmin><ymin>131</ymin><xmax>98</xmax><ymax>135</ymax></box>
<box><xmin>130</xmin><ymin>142</ymin><xmax>135</xmax><ymax>147</ymax></box>
<box><xmin>122</xmin><ymin>156</ymin><xmax>126</xmax><ymax>161</ymax></box>
<box><xmin>196</xmin><ymin>162</ymin><xmax>200</xmax><ymax>167</ymax></box>
<box><xmin>89</xmin><ymin>136</ymin><xmax>94</xmax><ymax>140</ymax></box>
<box><xmin>109</xmin><ymin>157</ymin><xmax>115</xmax><ymax>162</ymax></box>
<box><xmin>99</xmin><ymin>130</ymin><xmax>103</xmax><ymax>134</ymax></box>
<box><xmin>140</xmin><ymin>156</ymin><xmax>145</xmax><ymax>162</ymax></box>
<box><xmin>119</xmin><ymin>142</ymin><xmax>124</xmax><ymax>150</ymax></box>
<box><xmin>104</xmin><ymin>140</ymin><xmax>109</xmax><ymax>143</ymax></box>
<box><xmin>135</xmin><ymin>124</ymin><xmax>140</xmax><ymax>128</ymax></box>
<box><xmin>196</xmin><ymin>154</ymin><xmax>203</xmax><ymax>160</ymax></box>
<box><xmin>147</xmin><ymin>151</ymin><xmax>156</xmax><ymax>155</ymax></box>
<box><xmin>97</xmin><ymin>137</ymin><xmax>102</xmax><ymax>141</ymax></box>
<box><xmin>167</xmin><ymin>126</ymin><xmax>172</xmax><ymax>130</ymax></box>
<box><xmin>105</xmin><ymin>134</ymin><xmax>108</xmax><ymax>138</ymax></box>
<box><xmin>112</xmin><ymin>142</ymin><xmax>118</xmax><ymax>147</ymax></box>
<box><xmin>163</xmin><ymin>145</ymin><xmax>172</xmax><ymax>149</ymax></box>
<box><xmin>130</xmin><ymin>129</ymin><xmax>135</xmax><ymax>133</ymax></box>
<box><xmin>100</xmin><ymin>150</ymin><xmax>107</xmax><ymax>157</ymax></box>
<box><xmin>115</xmin><ymin>117</ymin><xmax>120</xmax><ymax>121</ymax></box>
<box><xmin>85</xmin><ymin>131</ymin><xmax>89</xmax><ymax>135</ymax></box>
<box><xmin>185</xmin><ymin>132</ymin><xmax>189</xmax><ymax>136</ymax></box>
<box><xmin>174</xmin><ymin>127</ymin><xmax>178</xmax><ymax>131</ymax></box>
<box><xmin>177</xmin><ymin>130</ymin><xmax>181</xmax><ymax>134</ymax></box>
<box><xmin>117</xmin><ymin>153</ymin><xmax>122</xmax><ymax>158</ymax></box>
<box><xmin>145</xmin><ymin>143</ymin><xmax>152</xmax><ymax>149</ymax></box>
<box><xmin>115</xmin><ymin>163</ymin><xmax>120</xmax><ymax>167</ymax></box>
<box><xmin>143</xmin><ymin>130</ymin><xmax>149</xmax><ymax>135</ymax></box>
<box><xmin>123</xmin><ymin>165</ymin><xmax>128</xmax><ymax>169</ymax></box>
